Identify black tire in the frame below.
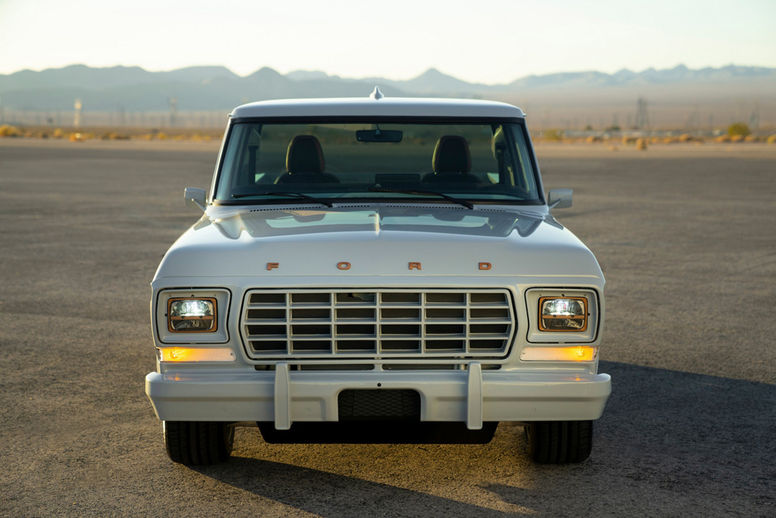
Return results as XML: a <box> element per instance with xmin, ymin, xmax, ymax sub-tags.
<box><xmin>163</xmin><ymin>421</ymin><xmax>234</xmax><ymax>465</ymax></box>
<box><xmin>525</xmin><ymin>420</ymin><xmax>593</xmax><ymax>464</ymax></box>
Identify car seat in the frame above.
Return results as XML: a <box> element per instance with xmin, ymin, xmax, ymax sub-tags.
<box><xmin>276</xmin><ymin>135</ymin><xmax>339</xmax><ymax>184</ymax></box>
<box><xmin>423</xmin><ymin>135</ymin><xmax>479</xmax><ymax>186</ymax></box>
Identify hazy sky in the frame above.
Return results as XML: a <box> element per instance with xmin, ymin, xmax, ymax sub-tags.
<box><xmin>1</xmin><ymin>0</ymin><xmax>774</xmax><ymax>83</ymax></box>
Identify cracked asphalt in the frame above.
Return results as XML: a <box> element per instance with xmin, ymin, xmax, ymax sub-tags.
<box><xmin>0</xmin><ymin>139</ymin><xmax>774</xmax><ymax>516</ymax></box>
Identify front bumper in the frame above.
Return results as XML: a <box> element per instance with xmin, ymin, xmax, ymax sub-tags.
<box><xmin>146</xmin><ymin>364</ymin><xmax>611</xmax><ymax>430</ymax></box>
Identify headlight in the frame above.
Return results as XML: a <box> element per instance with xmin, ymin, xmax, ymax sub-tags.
<box><xmin>538</xmin><ymin>297</ymin><xmax>587</xmax><ymax>332</ymax></box>
<box><xmin>525</xmin><ymin>289</ymin><xmax>599</xmax><ymax>343</ymax></box>
<box><xmin>167</xmin><ymin>297</ymin><xmax>217</xmax><ymax>332</ymax></box>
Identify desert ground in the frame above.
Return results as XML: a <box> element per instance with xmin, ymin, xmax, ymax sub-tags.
<box><xmin>0</xmin><ymin>139</ymin><xmax>774</xmax><ymax>516</ymax></box>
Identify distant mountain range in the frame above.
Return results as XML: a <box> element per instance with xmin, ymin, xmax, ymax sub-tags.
<box><xmin>1</xmin><ymin>64</ymin><xmax>774</xmax><ymax>128</ymax></box>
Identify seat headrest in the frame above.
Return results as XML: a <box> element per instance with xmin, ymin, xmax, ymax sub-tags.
<box><xmin>286</xmin><ymin>135</ymin><xmax>325</xmax><ymax>174</ymax></box>
<box><xmin>432</xmin><ymin>135</ymin><xmax>471</xmax><ymax>174</ymax></box>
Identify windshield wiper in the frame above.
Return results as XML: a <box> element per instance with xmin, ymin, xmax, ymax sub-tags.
<box><xmin>231</xmin><ymin>191</ymin><xmax>333</xmax><ymax>207</ymax></box>
<box><xmin>368</xmin><ymin>187</ymin><xmax>474</xmax><ymax>209</ymax></box>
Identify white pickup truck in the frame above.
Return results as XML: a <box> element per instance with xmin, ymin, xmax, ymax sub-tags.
<box><xmin>145</xmin><ymin>91</ymin><xmax>610</xmax><ymax>465</ymax></box>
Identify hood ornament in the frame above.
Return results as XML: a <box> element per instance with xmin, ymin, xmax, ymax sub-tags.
<box><xmin>369</xmin><ymin>86</ymin><xmax>384</xmax><ymax>100</ymax></box>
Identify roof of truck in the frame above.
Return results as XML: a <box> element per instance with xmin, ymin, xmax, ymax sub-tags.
<box><xmin>230</xmin><ymin>95</ymin><xmax>525</xmax><ymax>119</ymax></box>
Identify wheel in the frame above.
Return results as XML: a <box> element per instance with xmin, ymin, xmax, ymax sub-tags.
<box><xmin>525</xmin><ymin>420</ymin><xmax>593</xmax><ymax>464</ymax></box>
<box><xmin>163</xmin><ymin>421</ymin><xmax>234</xmax><ymax>465</ymax></box>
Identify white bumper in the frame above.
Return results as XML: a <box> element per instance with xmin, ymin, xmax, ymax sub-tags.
<box><xmin>145</xmin><ymin>364</ymin><xmax>611</xmax><ymax>430</ymax></box>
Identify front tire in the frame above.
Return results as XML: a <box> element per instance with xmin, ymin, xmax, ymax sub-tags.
<box><xmin>525</xmin><ymin>420</ymin><xmax>593</xmax><ymax>464</ymax></box>
<box><xmin>163</xmin><ymin>421</ymin><xmax>234</xmax><ymax>465</ymax></box>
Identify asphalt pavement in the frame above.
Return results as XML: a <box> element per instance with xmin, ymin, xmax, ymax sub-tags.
<box><xmin>0</xmin><ymin>139</ymin><xmax>773</xmax><ymax>516</ymax></box>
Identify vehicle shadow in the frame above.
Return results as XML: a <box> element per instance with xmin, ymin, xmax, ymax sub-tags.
<box><xmin>193</xmin><ymin>361</ymin><xmax>775</xmax><ymax>516</ymax></box>
<box><xmin>482</xmin><ymin>361</ymin><xmax>776</xmax><ymax>515</ymax></box>
<box><xmin>193</xmin><ymin>457</ymin><xmax>514</xmax><ymax>517</ymax></box>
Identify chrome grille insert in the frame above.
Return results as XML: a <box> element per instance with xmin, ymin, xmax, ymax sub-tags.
<box><xmin>241</xmin><ymin>289</ymin><xmax>515</xmax><ymax>359</ymax></box>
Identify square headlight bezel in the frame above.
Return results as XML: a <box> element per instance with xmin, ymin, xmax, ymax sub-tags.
<box><xmin>156</xmin><ymin>288</ymin><xmax>230</xmax><ymax>344</ymax></box>
<box><xmin>525</xmin><ymin>288</ymin><xmax>599</xmax><ymax>343</ymax></box>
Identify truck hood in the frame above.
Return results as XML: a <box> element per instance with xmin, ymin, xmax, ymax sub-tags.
<box><xmin>154</xmin><ymin>206</ymin><xmax>602</xmax><ymax>280</ymax></box>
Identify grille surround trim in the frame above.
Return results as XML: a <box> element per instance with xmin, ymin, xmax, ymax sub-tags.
<box><xmin>240</xmin><ymin>288</ymin><xmax>517</xmax><ymax>361</ymax></box>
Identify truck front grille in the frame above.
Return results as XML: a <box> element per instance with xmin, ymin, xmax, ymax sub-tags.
<box><xmin>240</xmin><ymin>288</ymin><xmax>516</xmax><ymax>360</ymax></box>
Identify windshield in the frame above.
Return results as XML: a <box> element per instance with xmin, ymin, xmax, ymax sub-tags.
<box><xmin>213</xmin><ymin>119</ymin><xmax>541</xmax><ymax>205</ymax></box>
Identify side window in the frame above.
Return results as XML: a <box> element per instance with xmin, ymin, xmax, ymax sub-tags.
<box><xmin>508</xmin><ymin>125</ymin><xmax>537</xmax><ymax>196</ymax></box>
<box><xmin>490</xmin><ymin>127</ymin><xmax>510</xmax><ymax>186</ymax></box>
<box><xmin>216</xmin><ymin>124</ymin><xmax>246</xmax><ymax>199</ymax></box>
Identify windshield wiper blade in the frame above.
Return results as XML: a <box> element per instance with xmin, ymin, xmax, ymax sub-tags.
<box><xmin>368</xmin><ymin>187</ymin><xmax>474</xmax><ymax>209</ymax></box>
<box><xmin>231</xmin><ymin>191</ymin><xmax>333</xmax><ymax>207</ymax></box>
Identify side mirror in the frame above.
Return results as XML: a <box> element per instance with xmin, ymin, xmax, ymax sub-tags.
<box><xmin>184</xmin><ymin>187</ymin><xmax>207</xmax><ymax>212</ymax></box>
<box><xmin>547</xmin><ymin>188</ymin><xmax>573</xmax><ymax>209</ymax></box>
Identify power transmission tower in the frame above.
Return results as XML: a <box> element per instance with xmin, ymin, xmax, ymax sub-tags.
<box><xmin>635</xmin><ymin>97</ymin><xmax>649</xmax><ymax>130</ymax></box>
<box><xmin>749</xmin><ymin>103</ymin><xmax>760</xmax><ymax>130</ymax></box>
<box><xmin>74</xmin><ymin>99</ymin><xmax>83</xmax><ymax>128</ymax></box>
<box><xmin>168</xmin><ymin>97</ymin><xmax>178</xmax><ymax>127</ymax></box>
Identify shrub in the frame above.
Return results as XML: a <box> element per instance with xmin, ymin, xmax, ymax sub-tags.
<box><xmin>767</xmin><ymin>135</ymin><xmax>776</xmax><ymax>144</ymax></box>
<box><xmin>636</xmin><ymin>138</ymin><xmax>648</xmax><ymax>150</ymax></box>
<box><xmin>0</xmin><ymin>124</ymin><xmax>22</xmax><ymax>137</ymax></box>
<box><xmin>542</xmin><ymin>129</ymin><xmax>563</xmax><ymax>141</ymax></box>
<box><xmin>727</xmin><ymin>122</ymin><xmax>751</xmax><ymax>137</ymax></box>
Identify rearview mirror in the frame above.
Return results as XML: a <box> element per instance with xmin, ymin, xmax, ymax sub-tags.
<box><xmin>356</xmin><ymin>129</ymin><xmax>403</xmax><ymax>143</ymax></box>
<box><xmin>184</xmin><ymin>187</ymin><xmax>207</xmax><ymax>212</ymax></box>
<box><xmin>548</xmin><ymin>189</ymin><xmax>573</xmax><ymax>209</ymax></box>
